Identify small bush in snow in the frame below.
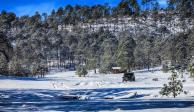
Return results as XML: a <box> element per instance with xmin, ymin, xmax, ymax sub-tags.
<box><xmin>76</xmin><ymin>66</ymin><xmax>88</xmax><ymax>77</ymax></box>
<box><xmin>99</xmin><ymin>64</ymin><xmax>111</xmax><ymax>74</ymax></box>
<box><xmin>152</xmin><ymin>78</ymin><xmax>158</xmax><ymax>81</ymax></box>
<box><xmin>160</xmin><ymin>70</ymin><xmax>183</xmax><ymax>98</ymax></box>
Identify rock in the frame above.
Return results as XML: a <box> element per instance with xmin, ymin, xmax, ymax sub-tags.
<box><xmin>152</xmin><ymin>78</ymin><xmax>159</xmax><ymax>81</ymax></box>
<box><xmin>182</xmin><ymin>80</ymin><xmax>186</xmax><ymax>82</ymax></box>
<box><xmin>184</xmin><ymin>91</ymin><xmax>189</xmax><ymax>95</ymax></box>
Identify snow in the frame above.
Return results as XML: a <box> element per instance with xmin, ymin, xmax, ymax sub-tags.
<box><xmin>112</xmin><ymin>67</ymin><xmax>121</xmax><ymax>69</ymax></box>
<box><xmin>0</xmin><ymin>67</ymin><xmax>194</xmax><ymax>111</ymax></box>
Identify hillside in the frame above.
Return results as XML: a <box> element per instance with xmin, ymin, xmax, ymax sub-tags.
<box><xmin>59</xmin><ymin>13</ymin><xmax>194</xmax><ymax>38</ymax></box>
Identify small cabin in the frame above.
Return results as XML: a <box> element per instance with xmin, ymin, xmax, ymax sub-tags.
<box><xmin>111</xmin><ymin>67</ymin><xmax>126</xmax><ymax>74</ymax></box>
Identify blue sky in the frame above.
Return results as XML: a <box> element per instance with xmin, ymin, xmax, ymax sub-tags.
<box><xmin>0</xmin><ymin>0</ymin><xmax>167</xmax><ymax>16</ymax></box>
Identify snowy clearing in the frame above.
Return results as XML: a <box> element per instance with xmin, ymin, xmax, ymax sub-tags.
<box><xmin>0</xmin><ymin>68</ymin><xmax>194</xmax><ymax>111</ymax></box>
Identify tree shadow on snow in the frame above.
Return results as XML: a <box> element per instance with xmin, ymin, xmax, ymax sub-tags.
<box><xmin>0</xmin><ymin>75</ymin><xmax>69</xmax><ymax>81</ymax></box>
<box><xmin>0</xmin><ymin>89</ymin><xmax>193</xmax><ymax>111</ymax></box>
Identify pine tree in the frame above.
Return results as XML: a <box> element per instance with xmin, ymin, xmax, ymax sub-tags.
<box><xmin>99</xmin><ymin>31</ymin><xmax>118</xmax><ymax>73</ymax></box>
<box><xmin>168</xmin><ymin>0</ymin><xmax>194</xmax><ymax>18</ymax></box>
<box><xmin>116</xmin><ymin>35</ymin><xmax>136</xmax><ymax>71</ymax></box>
<box><xmin>0</xmin><ymin>54</ymin><xmax>8</xmax><ymax>74</ymax></box>
<box><xmin>0</xmin><ymin>32</ymin><xmax>13</xmax><ymax>63</ymax></box>
<box><xmin>188</xmin><ymin>56</ymin><xmax>194</xmax><ymax>77</ymax></box>
<box><xmin>160</xmin><ymin>70</ymin><xmax>183</xmax><ymax>98</ymax></box>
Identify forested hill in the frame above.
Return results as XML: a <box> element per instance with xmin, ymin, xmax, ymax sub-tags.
<box><xmin>59</xmin><ymin>14</ymin><xmax>194</xmax><ymax>37</ymax></box>
<box><xmin>0</xmin><ymin>0</ymin><xmax>194</xmax><ymax>76</ymax></box>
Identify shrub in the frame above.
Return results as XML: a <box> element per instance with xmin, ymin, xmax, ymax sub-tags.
<box><xmin>76</xmin><ymin>66</ymin><xmax>88</xmax><ymax>77</ymax></box>
<box><xmin>99</xmin><ymin>66</ymin><xmax>109</xmax><ymax>74</ymax></box>
<box><xmin>188</xmin><ymin>64</ymin><xmax>194</xmax><ymax>77</ymax></box>
<box><xmin>99</xmin><ymin>63</ymin><xmax>115</xmax><ymax>74</ymax></box>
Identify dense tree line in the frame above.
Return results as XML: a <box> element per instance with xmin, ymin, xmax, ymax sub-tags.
<box><xmin>0</xmin><ymin>0</ymin><xmax>193</xmax><ymax>76</ymax></box>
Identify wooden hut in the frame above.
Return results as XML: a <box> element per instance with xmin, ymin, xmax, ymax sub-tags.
<box><xmin>111</xmin><ymin>67</ymin><xmax>126</xmax><ymax>74</ymax></box>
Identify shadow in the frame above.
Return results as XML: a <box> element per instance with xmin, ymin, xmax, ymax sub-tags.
<box><xmin>0</xmin><ymin>75</ymin><xmax>69</xmax><ymax>82</ymax></box>
<box><xmin>133</xmin><ymin>68</ymin><xmax>161</xmax><ymax>73</ymax></box>
<box><xmin>0</xmin><ymin>89</ymin><xmax>193</xmax><ymax>111</ymax></box>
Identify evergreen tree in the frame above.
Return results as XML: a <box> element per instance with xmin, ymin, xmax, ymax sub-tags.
<box><xmin>168</xmin><ymin>0</ymin><xmax>194</xmax><ymax>18</ymax></box>
<box><xmin>0</xmin><ymin>32</ymin><xmax>13</xmax><ymax>63</ymax></box>
<box><xmin>169</xmin><ymin>33</ymin><xmax>190</xmax><ymax>67</ymax></box>
<box><xmin>76</xmin><ymin>65</ymin><xmax>88</xmax><ymax>77</ymax></box>
<box><xmin>160</xmin><ymin>70</ymin><xmax>183</xmax><ymax>98</ymax></box>
<box><xmin>146</xmin><ymin>36</ymin><xmax>154</xmax><ymax>71</ymax></box>
<box><xmin>188</xmin><ymin>56</ymin><xmax>194</xmax><ymax>77</ymax></box>
<box><xmin>99</xmin><ymin>31</ymin><xmax>118</xmax><ymax>73</ymax></box>
<box><xmin>118</xmin><ymin>0</ymin><xmax>140</xmax><ymax>16</ymax></box>
<box><xmin>116</xmin><ymin>34</ymin><xmax>136</xmax><ymax>71</ymax></box>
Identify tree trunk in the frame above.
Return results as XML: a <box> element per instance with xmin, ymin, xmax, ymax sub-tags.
<box><xmin>94</xmin><ymin>69</ymin><xmax>96</xmax><ymax>74</ymax></box>
<box><xmin>147</xmin><ymin>51</ymin><xmax>150</xmax><ymax>71</ymax></box>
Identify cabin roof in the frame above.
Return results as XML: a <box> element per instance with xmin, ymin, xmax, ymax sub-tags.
<box><xmin>112</xmin><ymin>67</ymin><xmax>121</xmax><ymax>70</ymax></box>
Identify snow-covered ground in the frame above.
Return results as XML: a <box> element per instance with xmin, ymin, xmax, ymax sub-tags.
<box><xmin>0</xmin><ymin>67</ymin><xmax>194</xmax><ymax>111</ymax></box>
